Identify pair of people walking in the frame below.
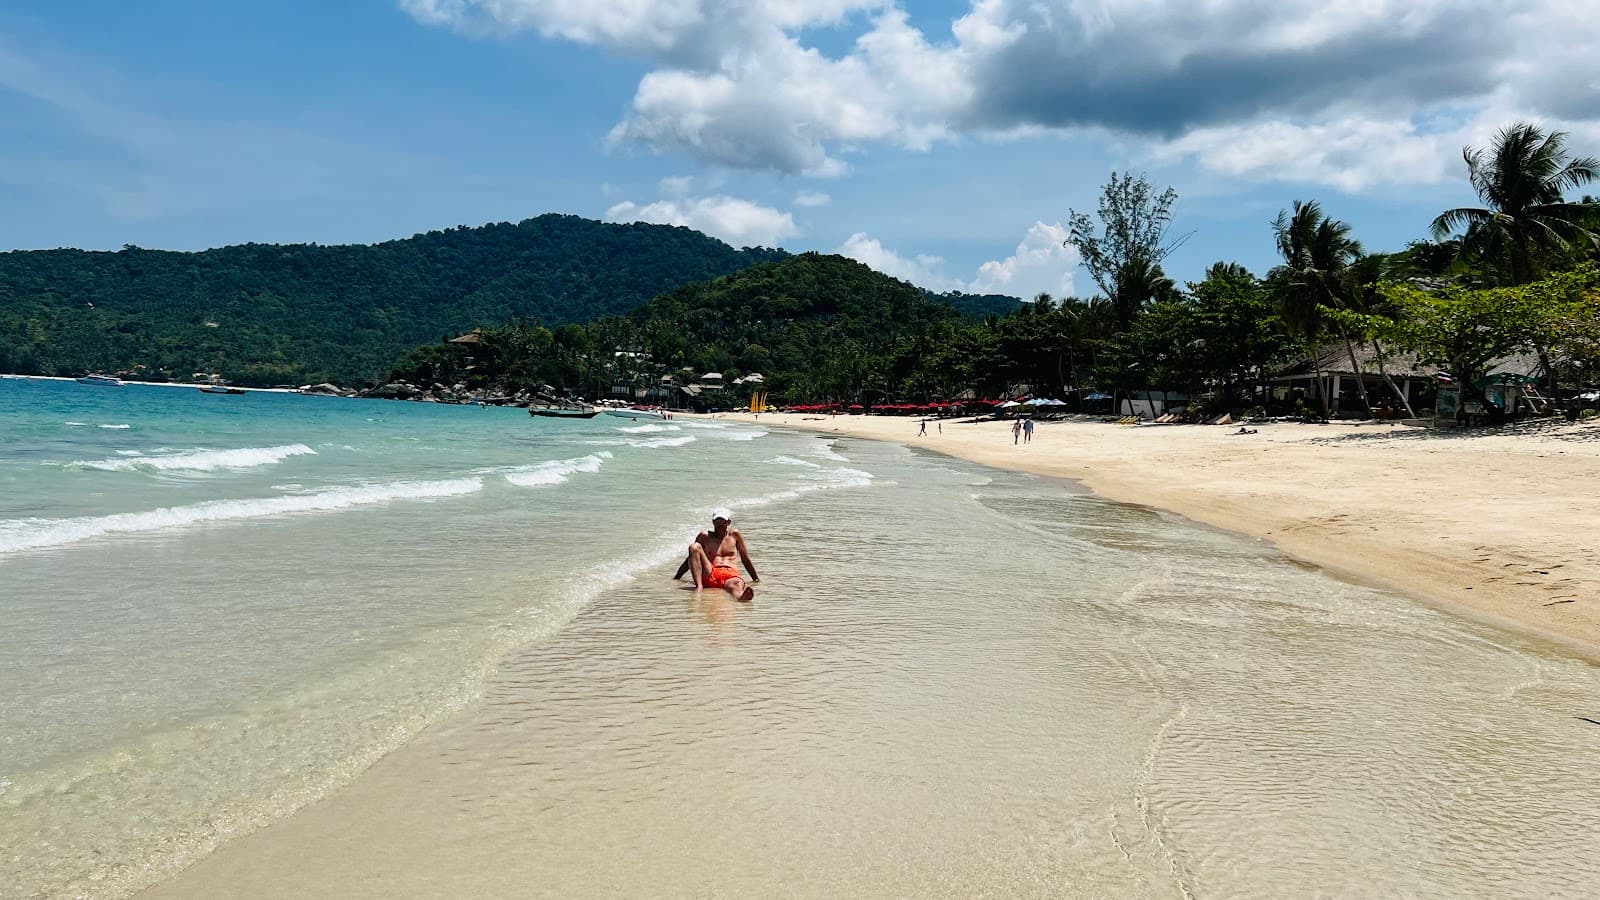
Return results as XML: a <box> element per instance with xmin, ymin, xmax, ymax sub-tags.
<box><xmin>1011</xmin><ymin>418</ymin><xmax>1034</xmax><ymax>445</ymax></box>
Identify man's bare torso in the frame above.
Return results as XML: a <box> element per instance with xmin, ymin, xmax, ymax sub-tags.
<box><xmin>696</xmin><ymin>529</ymin><xmax>740</xmax><ymax>568</ymax></box>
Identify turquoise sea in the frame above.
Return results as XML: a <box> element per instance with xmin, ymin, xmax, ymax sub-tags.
<box><xmin>4</xmin><ymin>376</ymin><xmax>1600</xmax><ymax>898</ymax></box>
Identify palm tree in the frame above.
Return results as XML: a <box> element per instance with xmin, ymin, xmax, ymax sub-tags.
<box><xmin>1431</xmin><ymin>122</ymin><xmax>1599</xmax><ymax>286</ymax></box>
<box><xmin>1205</xmin><ymin>261</ymin><xmax>1253</xmax><ymax>282</ymax></box>
<box><xmin>1272</xmin><ymin>200</ymin><xmax>1371</xmax><ymax>416</ymax></box>
<box><xmin>1110</xmin><ymin>253</ymin><xmax>1176</xmax><ymax>329</ymax></box>
<box><xmin>1344</xmin><ymin>253</ymin><xmax>1418</xmax><ymax>417</ymax></box>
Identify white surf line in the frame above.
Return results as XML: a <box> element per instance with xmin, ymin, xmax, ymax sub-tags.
<box><xmin>65</xmin><ymin>444</ymin><xmax>317</xmax><ymax>473</ymax></box>
<box><xmin>497</xmin><ymin>453</ymin><xmax>612</xmax><ymax>488</ymax></box>
<box><xmin>0</xmin><ymin>478</ymin><xmax>483</xmax><ymax>555</ymax></box>
<box><xmin>584</xmin><ymin>435</ymin><xmax>697</xmax><ymax>449</ymax></box>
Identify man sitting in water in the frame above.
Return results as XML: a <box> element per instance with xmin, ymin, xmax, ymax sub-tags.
<box><xmin>676</xmin><ymin>508</ymin><xmax>759</xmax><ymax>602</ymax></box>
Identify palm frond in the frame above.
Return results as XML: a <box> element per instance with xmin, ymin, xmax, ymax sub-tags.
<box><xmin>1431</xmin><ymin>207</ymin><xmax>1487</xmax><ymax>239</ymax></box>
<box><xmin>1554</xmin><ymin>155</ymin><xmax>1600</xmax><ymax>193</ymax></box>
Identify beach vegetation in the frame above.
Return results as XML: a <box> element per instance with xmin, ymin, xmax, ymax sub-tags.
<box><xmin>1066</xmin><ymin>173</ymin><xmax>1190</xmax><ymax>330</ymax></box>
<box><xmin>1378</xmin><ymin>265</ymin><xmax>1600</xmax><ymax>422</ymax></box>
<box><xmin>1431</xmin><ymin>123</ymin><xmax>1599</xmax><ymax>287</ymax></box>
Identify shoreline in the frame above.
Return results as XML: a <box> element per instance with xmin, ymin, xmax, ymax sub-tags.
<box><xmin>2</xmin><ymin>373</ymin><xmax>300</xmax><ymax>392</ymax></box>
<box><xmin>728</xmin><ymin>412</ymin><xmax>1600</xmax><ymax>662</ymax></box>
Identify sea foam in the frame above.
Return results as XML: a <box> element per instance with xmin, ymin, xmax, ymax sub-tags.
<box><xmin>585</xmin><ymin>435</ymin><xmax>697</xmax><ymax>450</ymax></box>
<box><xmin>812</xmin><ymin>442</ymin><xmax>849</xmax><ymax>462</ymax></box>
<box><xmin>616</xmin><ymin>424</ymin><xmax>682</xmax><ymax>434</ymax></box>
<box><xmin>70</xmin><ymin>444</ymin><xmax>317</xmax><ymax>473</ymax></box>
<box><xmin>0</xmin><ymin>478</ymin><xmax>483</xmax><ymax>554</ymax></box>
<box><xmin>768</xmin><ymin>455</ymin><xmax>823</xmax><ymax>469</ymax></box>
<box><xmin>503</xmin><ymin>453</ymin><xmax>611</xmax><ymax>488</ymax></box>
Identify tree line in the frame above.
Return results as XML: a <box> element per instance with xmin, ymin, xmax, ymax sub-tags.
<box><xmin>392</xmin><ymin>122</ymin><xmax>1599</xmax><ymax>421</ymax></box>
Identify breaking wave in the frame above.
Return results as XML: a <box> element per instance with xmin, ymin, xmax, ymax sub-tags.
<box><xmin>502</xmin><ymin>453</ymin><xmax>611</xmax><ymax>488</ymax></box>
<box><xmin>68</xmin><ymin>444</ymin><xmax>317</xmax><ymax>473</ymax></box>
<box><xmin>0</xmin><ymin>478</ymin><xmax>483</xmax><ymax>555</ymax></box>
<box><xmin>586</xmin><ymin>435</ymin><xmax>697</xmax><ymax>450</ymax></box>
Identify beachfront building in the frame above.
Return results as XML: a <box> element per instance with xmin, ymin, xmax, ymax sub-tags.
<box><xmin>1120</xmin><ymin>390</ymin><xmax>1189</xmax><ymax>418</ymax></box>
<box><xmin>1269</xmin><ymin>345</ymin><xmax>1436</xmax><ymax>416</ymax></box>
<box><xmin>1270</xmin><ymin>346</ymin><xmax>1546</xmax><ymax>417</ymax></box>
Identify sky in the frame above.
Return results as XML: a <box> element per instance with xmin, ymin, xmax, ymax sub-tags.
<box><xmin>3</xmin><ymin>1</ymin><xmax>1598</xmax><ymax>299</ymax></box>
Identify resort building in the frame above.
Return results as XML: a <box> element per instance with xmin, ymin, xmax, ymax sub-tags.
<box><xmin>1269</xmin><ymin>345</ymin><xmax>1544</xmax><ymax>416</ymax></box>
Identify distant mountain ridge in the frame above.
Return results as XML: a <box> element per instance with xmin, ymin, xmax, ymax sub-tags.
<box><xmin>0</xmin><ymin>214</ymin><xmax>1020</xmax><ymax>385</ymax></box>
<box><xmin>0</xmin><ymin>215</ymin><xmax>785</xmax><ymax>385</ymax></box>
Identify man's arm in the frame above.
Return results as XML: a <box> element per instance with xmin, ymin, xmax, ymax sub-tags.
<box><xmin>734</xmin><ymin>530</ymin><xmax>759</xmax><ymax>582</ymax></box>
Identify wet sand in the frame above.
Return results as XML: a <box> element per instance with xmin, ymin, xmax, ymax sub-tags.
<box><xmin>747</xmin><ymin>413</ymin><xmax>1600</xmax><ymax>658</ymax></box>
<box><xmin>134</xmin><ymin>427</ymin><xmax>1600</xmax><ymax>899</ymax></box>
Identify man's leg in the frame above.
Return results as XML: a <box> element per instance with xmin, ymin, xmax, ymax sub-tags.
<box><xmin>686</xmin><ymin>543</ymin><xmax>714</xmax><ymax>589</ymax></box>
<box><xmin>723</xmin><ymin>575</ymin><xmax>755</xmax><ymax>603</ymax></box>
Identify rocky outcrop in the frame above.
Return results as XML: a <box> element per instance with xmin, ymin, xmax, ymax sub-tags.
<box><xmin>334</xmin><ymin>378</ymin><xmax>581</xmax><ymax>406</ymax></box>
<box><xmin>301</xmin><ymin>382</ymin><xmax>352</xmax><ymax>396</ymax></box>
<box><xmin>364</xmin><ymin>382</ymin><xmax>419</xmax><ymax>400</ymax></box>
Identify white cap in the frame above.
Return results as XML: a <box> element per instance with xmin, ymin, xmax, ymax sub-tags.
<box><xmin>711</xmin><ymin>507</ymin><xmax>733</xmax><ymax>522</ymax></box>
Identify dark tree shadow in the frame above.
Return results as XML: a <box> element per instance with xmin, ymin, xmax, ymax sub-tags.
<box><xmin>1302</xmin><ymin>419</ymin><xmax>1600</xmax><ymax>446</ymax></box>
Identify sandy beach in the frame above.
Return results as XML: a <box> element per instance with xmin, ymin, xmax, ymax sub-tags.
<box><xmin>744</xmin><ymin>412</ymin><xmax>1600</xmax><ymax>658</ymax></box>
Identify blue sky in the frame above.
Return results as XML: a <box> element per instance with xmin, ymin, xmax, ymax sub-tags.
<box><xmin>3</xmin><ymin>1</ymin><xmax>1595</xmax><ymax>298</ymax></box>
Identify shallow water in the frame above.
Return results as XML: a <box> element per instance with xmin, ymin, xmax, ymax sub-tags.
<box><xmin>4</xmin><ymin>379</ymin><xmax>1600</xmax><ymax>898</ymax></box>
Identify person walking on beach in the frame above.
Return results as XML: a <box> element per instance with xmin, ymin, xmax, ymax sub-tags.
<box><xmin>918</xmin><ymin>419</ymin><xmax>927</xmax><ymax>437</ymax></box>
<box><xmin>1012</xmin><ymin>419</ymin><xmax>1022</xmax><ymax>445</ymax></box>
<box><xmin>680</xmin><ymin>508</ymin><xmax>760</xmax><ymax>602</ymax></box>
<box><xmin>1023</xmin><ymin>418</ymin><xmax>1034</xmax><ymax>444</ymax></box>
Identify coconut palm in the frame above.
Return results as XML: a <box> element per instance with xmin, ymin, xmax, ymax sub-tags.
<box><xmin>1110</xmin><ymin>253</ymin><xmax>1177</xmax><ymax>329</ymax></box>
<box><xmin>1271</xmin><ymin>200</ymin><xmax>1371</xmax><ymax>416</ymax></box>
<box><xmin>1431</xmin><ymin>122</ymin><xmax>1599</xmax><ymax>286</ymax></box>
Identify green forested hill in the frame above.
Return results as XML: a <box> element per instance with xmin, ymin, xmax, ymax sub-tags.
<box><xmin>0</xmin><ymin>215</ymin><xmax>787</xmax><ymax>385</ymax></box>
<box><xmin>936</xmin><ymin>292</ymin><xmax>1023</xmax><ymax>319</ymax></box>
<box><xmin>390</xmin><ymin>252</ymin><xmax>1005</xmax><ymax>402</ymax></box>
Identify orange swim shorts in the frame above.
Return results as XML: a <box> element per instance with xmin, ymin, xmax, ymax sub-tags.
<box><xmin>706</xmin><ymin>565</ymin><xmax>740</xmax><ymax>589</ymax></box>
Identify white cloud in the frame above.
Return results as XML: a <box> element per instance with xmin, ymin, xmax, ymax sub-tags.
<box><xmin>794</xmin><ymin>190</ymin><xmax>831</xmax><ymax>207</ymax></box>
<box><xmin>964</xmin><ymin>222</ymin><xmax>1076</xmax><ymax>299</ymax></box>
<box><xmin>838</xmin><ymin>232</ymin><xmax>952</xmax><ymax>289</ymax></box>
<box><xmin>839</xmin><ymin>221</ymin><xmax>1077</xmax><ymax>298</ymax></box>
<box><xmin>605</xmin><ymin>194</ymin><xmax>799</xmax><ymax>247</ymax></box>
<box><xmin>406</xmin><ymin>1</ymin><xmax>1600</xmax><ymax>191</ymax></box>
<box><xmin>659</xmin><ymin>175</ymin><xmax>693</xmax><ymax>196</ymax></box>
<box><xmin>1156</xmin><ymin>118</ymin><xmax>1455</xmax><ymax>192</ymax></box>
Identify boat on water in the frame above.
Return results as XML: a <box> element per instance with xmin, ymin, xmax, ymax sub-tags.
<box><xmin>198</xmin><ymin>385</ymin><xmax>247</xmax><ymax>395</ymax></box>
<box><xmin>528</xmin><ymin>405</ymin><xmax>599</xmax><ymax>419</ymax></box>
<box><xmin>601</xmin><ymin>406</ymin><xmax>666</xmax><ymax>419</ymax></box>
<box><xmin>76</xmin><ymin>374</ymin><xmax>124</xmax><ymax>386</ymax></box>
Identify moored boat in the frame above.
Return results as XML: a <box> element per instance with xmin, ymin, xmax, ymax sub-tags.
<box><xmin>76</xmin><ymin>374</ymin><xmax>124</xmax><ymax>386</ymax></box>
<box><xmin>198</xmin><ymin>385</ymin><xmax>247</xmax><ymax>394</ymax></box>
<box><xmin>601</xmin><ymin>406</ymin><xmax>665</xmax><ymax>419</ymax></box>
<box><xmin>528</xmin><ymin>405</ymin><xmax>599</xmax><ymax>419</ymax></box>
